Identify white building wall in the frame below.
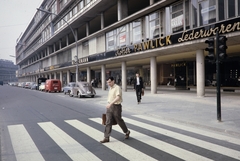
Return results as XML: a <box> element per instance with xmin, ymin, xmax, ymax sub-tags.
<box><xmin>89</xmin><ymin>38</ymin><xmax>97</xmax><ymax>55</ymax></box>
<box><xmin>97</xmin><ymin>35</ymin><xmax>105</xmax><ymax>53</ymax></box>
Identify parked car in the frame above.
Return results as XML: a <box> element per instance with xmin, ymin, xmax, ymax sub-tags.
<box><xmin>62</xmin><ymin>82</ymin><xmax>76</xmax><ymax>95</ymax></box>
<box><xmin>70</xmin><ymin>81</ymin><xmax>96</xmax><ymax>98</ymax></box>
<box><xmin>45</xmin><ymin>79</ymin><xmax>61</xmax><ymax>92</ymax></box>
<box><xmin>0</xmin><ymin>81</ymin><xmax>3</xmax><ymax>86</ymax></box>
<box><xmin>39</xmin><ymin>82</ymin><xmax>46</xmax><ymax>91</ymax></box>
<box><xmin>31</xmin><ymin>83</ymin><xmax>38</xmax><ymax>90</ymax></box>
<box><xmin>25</xmin><ymin>82</ymin><xmax>35</xmax><ymax>89</ymax></box>
<box><xmin>18</xmin><ymin>82</ymin><xmax>26</xmax><ymax>88</ymax></box>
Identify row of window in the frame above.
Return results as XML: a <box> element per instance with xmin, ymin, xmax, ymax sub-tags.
<box><xmin>106</xmin><ymin>0</ymin><xmax>240</xmax><ymax>51</ymax></box>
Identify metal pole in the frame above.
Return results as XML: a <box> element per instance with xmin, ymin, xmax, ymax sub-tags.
<box><xmin>37</xmin><ymin>8</ymin><xmax>79</xmax><ymax>82</ymax></box>
<box><xmin>216</xmin><ymin>32</ymin><xmax>221</xmax><ymax>121</ymax></box>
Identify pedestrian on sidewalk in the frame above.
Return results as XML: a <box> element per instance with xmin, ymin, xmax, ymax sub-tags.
<box><xmin>100</xmin><ymin>76</ymin><xmax>130</xmax><ymax>143</ymax></box>
<box><xmin>133</xmin><ymin>72</ymin><xmax>144</xmax><ymax>104</ymax></box>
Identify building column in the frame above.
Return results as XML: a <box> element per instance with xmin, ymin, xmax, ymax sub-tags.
<box><xmin>86</xmin><ymin>22</ymin><xmax>89</xmax><ymax>36</ymax></box>
<box><xmin>196</xmin><ymin>49</ymin><xmax>205</xmax><ymax>97</ymax></box>
<box><xmin>74</xmin><ymin>29</ymin><xmax>78</xmax><ymax>40</ymax></box>
<box><xmin>101</xmin><ymin>12</ymin><xmax>104</xmax><ymax>29</ymax></box>
<box><xmin>53</xmin><ymin>43</ymin><xmax>56</xmax><ymax>52</ymax></box>
<box><xmin>66</xmin><ymin>35</ymin><xmax>69</xmax><ymax>46</ymax></box>
<box><xmin>59</xmin><ymin>39</ymin><xmax>62</xmax><ymax>49</ymax></box>
<box><xmin>87</xmin><ymin>67</ymin><xmax>91</xmax><ymax>83</ymax></box>
<box><xmin>60</xmin><ymin>71</ymin><xmax>63</xmax><ymax>85</ymax></box>
<box><xmin>47</xmin><ymin>46</ymin><xmax>50</xmax><ymax>56</ymax></box>
<box><xmin>150</xmin><ymin>57</ymin><xmax>157</xmax><ymax>94</ymax></box>
<box><xmin>54</xmin><ymin>72</ymin><xmax>57</xmax><ymax>79</ymax></box>
<box><xmin>150</xmin><ymin>0</ymin><xmax>154</xmax><ymax>5</ymax></box>
<box><xmin>117</xmin><ymin>0</ymin><xmax>128</xmax><ymax>21</ymax></box>
<box><xmin>67</xmin><ymin>70</ymin><xmax>70</xmax><ymax>84</ymax></box>
<box><xmin>101</xmin><ymin>65</ymin><xmax>106</xmax><ymax>90</ymax></box>
<box><xmin>122</xmin><ymin>61</ymin><xmax>127</xmax><ymax>92</ymax></box>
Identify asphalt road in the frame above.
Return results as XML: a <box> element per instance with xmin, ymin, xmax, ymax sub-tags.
<box><xmin>0</xmin><ymin>85</ymin><xmax>240</xmax><ymax>161</ymax></box>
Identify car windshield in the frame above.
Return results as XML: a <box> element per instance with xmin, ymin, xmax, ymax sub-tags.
<box><xmin>70</xmin><ymin>83</ymin><xmax>75</xmax><ymax>87</ymax></box>
<box><xmin>82</xmin><ymin>83</ymin><xmax>89</xmax><ymax>87</ymax></box>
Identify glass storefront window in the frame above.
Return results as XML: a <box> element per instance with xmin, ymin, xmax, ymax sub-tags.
<box><xmin>218</xmin><ymin>0</ymin><xmax>225</xmax><ymax>21</ymax></box>
<box><xmin>106</xmin><ymin>30</ymin><xmax>116</xmax><ymax>51</ymax></box>
<box><xmin>185</xmin><ymin>0</ymin><xmax>190</xmax><ymax>30</ymax></box>
<box><xmin>149</xmin><ymin>12</ymin><xmax>160</xmax><ymax>39</ymax></box>
<box><xmin>228</xmin><ymin>0</ymin><xmax>235</xmax><ymax>18</ymax></box>
<box><xmin>191</xmin><ymin>0</ymin><xmax>198</xmax><ymax>28</ymax></box>
<box><xmin>238</xmin><ymin>0</ymin><xmax>240</xmax><ymax>16</ymax></box>
<box><xmin>171</xmin><ymin>2</ymin><xmax>184</xmax><ymax>33</ymax></box>
<box><xmin>199</xmin><ymin>0</ymin><xmax>216</xmax><ymax>26</ymax></box>
<box><xmin>132</xmin><ymin>19</ymin><xmax>142</xmax><ymax>43</ymax></box>
<box><xmin>117</xmin><ymin>26</ymin><xmax>127</xmax><ymax>47</ymax></box>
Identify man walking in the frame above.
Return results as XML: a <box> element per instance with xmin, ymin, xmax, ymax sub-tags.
<box><xmin>133</xmin><ymin>72</ymin><xmax>144</xmax><ymax>104</ymax></box>
<box><xmin>100</xmin><ymin>76</ymin><xmax>130</xmax><ymax>143</ymax></box>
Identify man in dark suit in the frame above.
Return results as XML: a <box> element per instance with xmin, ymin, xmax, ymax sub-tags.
<box><xmin>133</xmin><ymin>72</ymin><xmax>144</xmax><ymax>104</ymax></box>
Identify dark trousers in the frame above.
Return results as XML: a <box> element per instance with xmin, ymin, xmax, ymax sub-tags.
<box><xmin>136</xmin><ymin>85</ymin><xmax>142</xmax><ymax>102</ymax></box>
<box><xmin>104</xmin><ymin>104</ymin><xmax>128</xmax><ymax>138</ymax></box>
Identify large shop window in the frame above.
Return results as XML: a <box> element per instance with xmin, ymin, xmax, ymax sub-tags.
<box><xmin>106</xmin><ymin>30</ymin><xmax>116</xmax><ymax>51</ymax></box>
<box><xmin>132</xmin><ymin>19</ymin><xmax>142</xmax><ymax>43</ymax></box>
<box><xmin>238</xmin><ymin>0</ymin><xmax>240</xmax><ymax>16</ymax></box>
<box><xmin>117</xmin><ymin>26</ymin><xmax>128</xmax><ymax>48</ymax></box>
<box><xmin>199</xmin><ymin>0</ymin><xmax>216</xmax><ymax>26</ymax></box>
<box><xmin>191</xmin><ymin>0</ymin><xmax>198</xmax><ymax>28</ymax></box>
<box><xmin>149</xmin><ymin>12</ymin><xmax>160</xmax><ymax>39</ymax></box>
<box><xmin>228</xmin><ymin>0</ymin><xmax>235</xmax><ymax>18</ymax></box>
<box><xmin>171</xmin><ymin>2</ymin><xmax>184</xmax><ymax>33</ymax></box>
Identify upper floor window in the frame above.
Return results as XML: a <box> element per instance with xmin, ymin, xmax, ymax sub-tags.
<box><xmin>199</xmin><ymin>0</ymin><xmax>216</xmax><ymax>26</ymax></box>
<box><xmin>106</xmin><ymin>30</ymin><xmax>116</xmax><ymax>51</ymax></box>
<box><xmin>149</xmin><ymin>12</ymin><xmax>160</xmax><ymax>39</ymax></box>
<box><xmin>117</xmin><ymin>25</ymin><xmax>128</xmax><ymax>48</ymax></box>
<box><xmin>170</xmin><ymin>1</ymin><xmax>189</xmax><ymax>33</ymax></box>
<box><xmin>132</xmin><ymin>19</ymin><xmax>142</xmax><ymax>43</ymax></box>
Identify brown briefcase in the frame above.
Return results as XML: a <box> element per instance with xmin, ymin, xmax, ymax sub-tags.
<box><xmin>102</xmin><ymin>114</ymin><xmax>117</xmax><ymax>125</ymax></box>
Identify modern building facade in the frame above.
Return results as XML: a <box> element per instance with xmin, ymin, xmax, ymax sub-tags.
<box><xmin>0</xmin><ymin>59</ymin><xmax>18</xmax><ymax>84</ymax></box>
<box><xmin>15</xmin><ymin>0</ymin><xmax>240</xmax><ymax>95</ymax></box>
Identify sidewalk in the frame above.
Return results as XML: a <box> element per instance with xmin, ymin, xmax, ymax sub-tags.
<box><xmin>94</xmin><ymin>87</ymin><xmax>240</xmax><ymax>138</ymax></box>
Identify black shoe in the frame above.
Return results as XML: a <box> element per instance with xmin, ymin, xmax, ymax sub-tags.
<box><xmin>125</xmin><ymin>130</ymin><xmax>130</xmax><ymax>139</ymax></box>
<box><xmin>100</xmin><ymin>138</ymin><xmax>109</xmax><ymax>143</ymax></box>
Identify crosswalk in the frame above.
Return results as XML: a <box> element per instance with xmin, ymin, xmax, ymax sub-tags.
<box><xmin>4</xmin><ymin>115</ymin><xmax>240</xmax><ymax>161</ymax></box>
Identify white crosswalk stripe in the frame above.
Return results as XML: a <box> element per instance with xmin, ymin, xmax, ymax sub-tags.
<box><xmin>8</xmin><ymin>124</ymin><xmax>45</xmax><ymax>161</ymax></box>
<box><xmin>122</xmin><ymin>116</ymin><xmax>240</xmax><ymax>160</ymax></box>
<box><xmin>38</xmin><ymin>122</ymin><xmax>101</xmax><ymax>161</ymax></box>
<box><xmin>134</xmin><ymin>115</ymin><xmax>240</xmax><ymax>145</ymax></box>
<box><xmin>65</xmin><ymin>119</ymin><xmax>158</xmax><ymax>161</ymax></box>
<box><xmin>6</xmin><ymin>115</ymin><xmax>240</xmax><ymax>161</ymax></box>
<box><xmin>89</xmin><ymin>118</ymin><xmax>213</xmax><ymax>161</ymax></box>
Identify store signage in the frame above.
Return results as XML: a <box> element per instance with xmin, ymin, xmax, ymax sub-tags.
<box><xmin>134</xmin><ymin>36</ymin><xmax>172</xmax><ymax>52</ymax></box>
<box><xmin>72</xmin><ymin>57</ymin><xmax>88</xmax><ymax>64</ymax></box>
<box><xmin>178</xmin><ymin>22</ymin><xmax>240</xmax><ymax>43</ymax></box>
<box><xmin>171</xmin><ymin>62</ymin><xmax>186</xmax><ymax>67</ymax></box>
<box><xmin>171</xmin><ymin>14</ymin><xmax>183</xmax><ymax>28</ymax></box>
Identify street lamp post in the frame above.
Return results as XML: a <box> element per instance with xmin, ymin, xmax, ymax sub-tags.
<box><xmin>37</xmin><ymin>8</ymin><xmax>79</xmax><ymax>82</ymax></box>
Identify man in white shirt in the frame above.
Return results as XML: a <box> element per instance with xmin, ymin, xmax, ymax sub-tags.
<box><xmin>100</xmin><ymin>76</ymin><xmax>130</xmax><ymax>143</ymax></box>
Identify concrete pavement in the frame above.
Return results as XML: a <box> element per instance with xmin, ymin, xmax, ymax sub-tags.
<box><xmin>94</xmin><ymin>86</ymin><xmax>240</xmax><ymax>139</ymax></box>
